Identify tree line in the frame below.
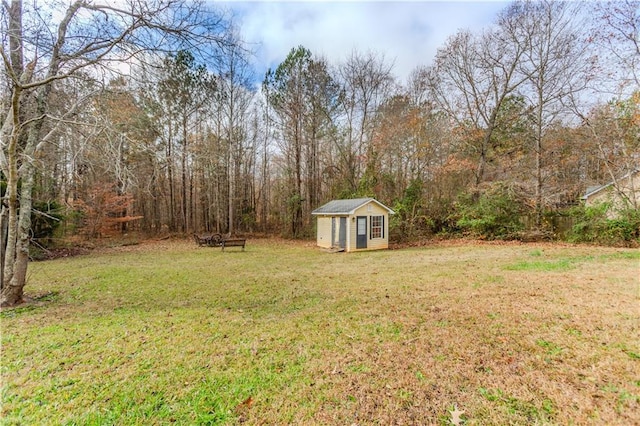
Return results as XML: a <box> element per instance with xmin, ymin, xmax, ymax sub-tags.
<box><xmin>1</xmin><ymin>0</ymin><xmax>638</xmax><ymax>305</ymax></box>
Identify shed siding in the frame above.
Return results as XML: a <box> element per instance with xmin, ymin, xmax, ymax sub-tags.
<box><xmin>367</xmin><ymin>234</ymin><xmax>389</xmax><ymax>251</ymax></box>
<box><xmin>347</xmin><ymin>216</ymin><xmax>357</xmax><ymax>252</ymax></box>
<box><xmin>316</xmin><ymin>216</ymin><xmax>332</xmax><ymax>248</ymax></box>
<box><xmin>347</xmin><ymin>203</ymin><xmax>390</xmax><ymax>251</ymax></box>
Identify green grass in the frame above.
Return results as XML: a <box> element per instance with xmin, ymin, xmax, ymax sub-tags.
<box><xmin>505</xmin><ymin>250</ymin><xmax>640</xmax><ymax>272</ymax></box>
<box><xmin>504</xmin><ymin>256</ymin><xmax>593</xmax><ymax>271</ymax></box>
<box><xmin>2</xmin><ymin>239</ymin><xmax>639</xmax><ymax>424</ymax></box>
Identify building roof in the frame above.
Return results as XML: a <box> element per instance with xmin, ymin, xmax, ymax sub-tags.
<box><xmin>581</xmin><ymin>169</ymin><xmax>640</xmax><ymax>200</ymax></box>
<box><xmin>311</xmin><ymin>197</ymin><xmax>395</xmax><ymax>215</ymax></box>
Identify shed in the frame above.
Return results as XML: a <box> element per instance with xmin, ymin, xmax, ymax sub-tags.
<box><xmin>581</xmin><ymin>169</ymin><xmax>640</xmax><ymax>218</ymax></box>
<box><xmin>311</xmin><ymin>198</ymin><xmax>395</xmax><ymax>252</ymax></box>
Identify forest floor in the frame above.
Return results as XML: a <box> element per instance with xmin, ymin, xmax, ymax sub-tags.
<box><xmin>1</xmin><ymin>238</ymin><xmax>639</xmax><ymax>425</ymax></box>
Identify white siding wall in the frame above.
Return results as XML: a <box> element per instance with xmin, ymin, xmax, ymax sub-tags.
<box><xmin>347</xmin><ymin>215</ymin><xmax>356</xmax><ymax>252</ymax></box>
<box><xmin>316</xmin><ymin>217</ymin><xmax>332</xmax><ymax>248</ymax></box>
<box><xmin>347</xmin><ymin>202</ymin><xmax>389</xmax><ymax>251</ymax></box>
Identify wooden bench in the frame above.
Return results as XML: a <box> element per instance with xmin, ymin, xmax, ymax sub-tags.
<box><xmin>221</xmin><ymin>238</ymin><xmax>246</xmax><ymax>251</ymax></box>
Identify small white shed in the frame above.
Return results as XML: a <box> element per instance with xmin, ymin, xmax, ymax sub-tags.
<box><xmin>311</xmin><ymin>198</ymin><xmax>395</xmax><ymax>252</ymax></box>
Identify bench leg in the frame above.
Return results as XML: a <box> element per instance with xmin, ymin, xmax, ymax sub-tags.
<box><xmin>220</xmin><ymin>241</ymin><xmax>245</xmax><ymax>251</ymax></box>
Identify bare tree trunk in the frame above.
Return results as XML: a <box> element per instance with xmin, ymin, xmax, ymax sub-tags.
<box><xmin>2</xmin><ymin>94</ymin><xmax>38</xmax><ymax>306</ymax></box>
<box><xmin>167</xmin><ymin>122</ymin><xmax>176</xmax><ymax>232</ymax></box>
<box><xmin>534</xmin><ymin>92</ymin><xmax>544</xmax><ymax>228</ymax></box>
<box><xmin>0</xmin><ymin>206</ymin><xmax>7</xmax><ymax>290</ymax></box>
<box><xmin>181</xmin><ymin>115</ymin><xmax>188</xmax><ymax>233</ymax></box>
<box><xmin>0</xmin><ymin>30</ymin><xmax>26</xmax><ymax>304</ymax></box>
<box><xmin>1</xmin><ymin>140</ymin><xmax>21</xmax><ymax>303</ymax></box>
<box><xmin>261</xmin><ymin>93</ymin><xmax>271</xmax><ymax>232</ymax></box>
<box><xmin>261</xmin><ymin>139</ymin><xmax>270</xmax><ymax>231</ymax></box>
<box><xmin>228</xmin><ymin>161</ymin><xmax>234</xmax><ymax>235</ymax></box>
<box><xmin>3</xmin><ymin>165</ymin><xmax>34</xmax><ymax>305</ymax></box>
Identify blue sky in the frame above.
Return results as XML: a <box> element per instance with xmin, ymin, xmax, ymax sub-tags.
<box><xmin>219</xmin><ymin>1</ymin><xmax>509</xmax><ymax>83</ymax></box>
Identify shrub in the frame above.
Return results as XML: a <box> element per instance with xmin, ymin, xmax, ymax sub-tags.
<box><xmin>390</xmin><ymin>179</ymin><xmax>433</xmax><ymax>241</ymax></box>
<box><xmin>389</xmin><ymin>178</ymin><xmax>461</xmax><ymax>240</ymax></box>
<box><xmin>453</xmin><ymin>182</ymin><xmax>527</xmax><ymax>240</ymax></box>
<box><xmin>568</xmin><ymin>203</ymin><xmax>640</xmax><ymax>246</ymax></box>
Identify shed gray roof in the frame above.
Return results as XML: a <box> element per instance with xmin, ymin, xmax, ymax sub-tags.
<box><xmin>311</xmin><ymin>197</ymin><xmax>394</xmax><ymax>215</ymax></box>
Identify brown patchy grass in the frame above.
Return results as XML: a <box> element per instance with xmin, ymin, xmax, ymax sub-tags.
<box><xmin>1</xmin><ymin>239</ymin><xmax>638</xmax><ymax>425</ymax></box>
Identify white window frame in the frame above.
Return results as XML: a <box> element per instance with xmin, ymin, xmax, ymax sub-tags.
<box><xmin>370</xmin><ymin>215</ymin><xmax>383</xmax><ymax>239</ymax></box>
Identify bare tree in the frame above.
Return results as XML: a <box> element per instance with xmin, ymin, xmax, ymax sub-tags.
<box><xmin>0</xmin><ymin>0</ymin><xmax>231</xmax><ymax>306</ymax></box>
<box><xmin>591</xmin><ymin>0</ymin><xmax>640</xmax><ymax>92</ymax></box>
<box><xmin>257</xmin><ymin>93</ymin><xmax>272</xmax><ymax>232</ymax></box>
<box><xmin>571</xmin><ymin>1</ymin><xmax>640</xmax><ymax>202</ymax></box>
<box><xmin>337</xmin><ymin>51</ymin><xmax>394</xmax><ymax>194</ymax></box>
<box><xmin>504</xmin><ymin>0</ymin><xmax>593</xmax><ymax>224</ymax></box>
<box><xmin>426</xmin><ymin>23</ymin><xmax>527</xmax><ymax>185</ymax></box>
<box><xmin>216</xmin><ymin>39</ymin><xmax>255</xmax><ymax>235</ymax></box>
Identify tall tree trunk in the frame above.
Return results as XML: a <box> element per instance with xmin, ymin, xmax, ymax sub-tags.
<box><xmin>167</xmin><ymin>122</ymin><xmax>176</xmax><ymax>232</ymax></box>
<box><xmin>534</xmin><ymin>81</ymin><xmax>545</xmax><ymax>228</ymax></box>
<box><xmin>0</xmin><ymin>22</ymin><xmax>25</xmax><ymax>304</ymax></box>
<box><xmin>181</xmin><ymin>115</ymin><xmax>188</xmax><ymax>233</ymax></box>
<box><xmin>2</xmin><ymin>110</ymin><xmax>21</xmax><ymax>302</ymax></box>
<box><xmin>3</xmin><ymin>164</ymin><xmax>34</xmax><ymax>305</ymax></box>
<box><xmin>228</xmin><ymin>161</ymin><xmax>234</xmax><ymax>235</ymax></box>
<box><xmin>1</xmin><ymin>94</ymin><xmax>37</xmax><ymax>306</ymax></box>
<box><xmin>261</xmin><ymin>105</ymin><xmax>270</xmax><ymax>231</ymax></box>
<box><xmin>294</xmin><ymin>121</ymin><xmax>303</xmax><ymax>237</ymax></box>
<box><xmin>0</xmin><ymin>207</ymin><xmax>7</xmax><ymax>290</ymax></box>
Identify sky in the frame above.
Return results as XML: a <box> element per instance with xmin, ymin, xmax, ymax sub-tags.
<box><xmin>219</xmin><ymin>1</ymin><xmax>510</xmax><ymax>83</ymax></box>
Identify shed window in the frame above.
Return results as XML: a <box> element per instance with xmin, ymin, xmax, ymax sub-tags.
<box><xmin>370</xmin><ymin>215</ymin><xmax>384</xmax><ymax>239</ymax></box>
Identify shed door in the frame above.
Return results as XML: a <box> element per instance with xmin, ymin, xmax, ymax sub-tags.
<box><xmin>331</xmin><ymin>218</ymin><xmax>336</xmax><ymax>247</ymax></box>
<box><xmin>338</xmin><ymin>217</ymin><xmax>347</xmax><ymax>248</ymax></box>
<box><xmin>356</xmin><ymin>216</ymin><xmax>367</xmax><ymax>249</ymax></box>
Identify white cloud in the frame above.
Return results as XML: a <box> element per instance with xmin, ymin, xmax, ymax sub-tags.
<box><xmin>221</xmin><ymin>1</ymin><xmax>508</xmax><ymax>83</ymax></box>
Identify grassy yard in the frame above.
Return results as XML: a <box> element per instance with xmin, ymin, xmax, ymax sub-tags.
<box><xmin>1</xmin><ymin>238</ymin><xmax>638</xmax><ymax>425</ymax></box>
